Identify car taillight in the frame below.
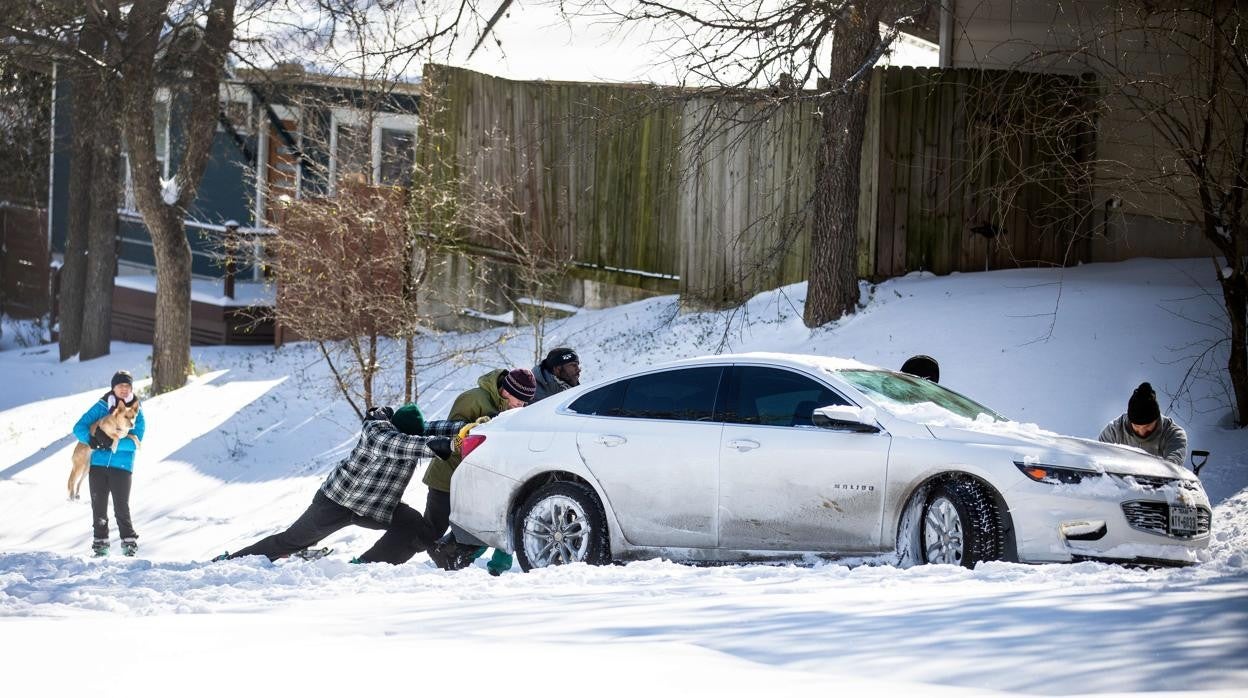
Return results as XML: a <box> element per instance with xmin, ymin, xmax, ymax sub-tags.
<box><xmin>460</xmin><ymin>434</ymin><xmax>486</xmax><ymax>459</ymax></box>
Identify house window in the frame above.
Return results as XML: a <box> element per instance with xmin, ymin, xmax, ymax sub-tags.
<box><xmin>328</xmin><ymin>109</ymin><xmax>418</xmax><ymax>192</ymax></box>
<box><xmin>119</xmin><ymin>99</ymin><xmax>170</xmax><ymax>211</ymax></box>
<box><xmin>379</xmin><ymin>128</ymin><xmax>415</xmax><ymax>185</ymax></box>
<box><xmin>334</xmin><ymin>122</ymin><xmax>370</xmax><ymax>188</ymax></box>
<box><xmin>220</xmin><ymin>99</ymin><xmax>252</xmax><ymax>135</ymax></box>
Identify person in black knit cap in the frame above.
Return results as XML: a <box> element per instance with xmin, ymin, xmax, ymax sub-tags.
<box><xmin>1098</xmin><ymin>382</ymin><xmax>1188</xmax><ymax>467</ymax></box>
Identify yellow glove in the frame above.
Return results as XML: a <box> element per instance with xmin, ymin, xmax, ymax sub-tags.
<box><xmin>452</xmin><ymin>416</ymin><xmax>491</xmax><ymax>453</ymax></box>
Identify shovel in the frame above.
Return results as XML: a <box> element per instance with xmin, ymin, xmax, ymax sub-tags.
<box><xmin>1190</xmin><ymin>450</ymin><xmax>1209</xmax><ymax>476</ymax></box>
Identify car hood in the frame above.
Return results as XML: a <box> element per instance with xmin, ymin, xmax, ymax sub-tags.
<box><xmin>925</xmin><ymin>423</ymin><xmax>1195</xmax><ymax>481</ymax></box>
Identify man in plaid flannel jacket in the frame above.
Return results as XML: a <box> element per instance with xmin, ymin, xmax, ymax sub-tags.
<box><xmin>225</xmin><ymin>405</ymin><xmax>465</xmax><ymax>564</ymax></box>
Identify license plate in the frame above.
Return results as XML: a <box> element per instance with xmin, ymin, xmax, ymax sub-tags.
<box><xmin>1169</xmin><ymin>505</ymin><xmax>1199</xmax><ymax>534</ymax></box>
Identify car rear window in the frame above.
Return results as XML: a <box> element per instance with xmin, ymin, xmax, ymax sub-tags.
<box><xmin>568</xmin><ymin>367</ymin><xmax>724</xmax><ymax>422</ymax></box>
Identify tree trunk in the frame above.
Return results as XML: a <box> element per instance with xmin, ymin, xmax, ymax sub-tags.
<box><xmin>147</xmin><ymin>204</ymin><xmax>193</xmax><ymax>393</ymax></box>
<box><xmin>79</xmin><ymin>106</ymin><xmax>121</xmax><ymax>361</ymax></box>
<box><xmin>1221</xmin><ymin>269</ymin><xmax>1248</xmax><ymax>426</ymax></box>
<box><xmin>58</xmin><ymin>19</ymin><xmax>107</xmax><ymax>361</ymax></box>
<box><xmin>59</xmin><ymin>72</ymin><xmax>93</xmax><ymax>361</ymax></box>
<box><xmin>803</xmin><ymin>6</ymin><xmax>881</xmax><ymax>328</ymax></box>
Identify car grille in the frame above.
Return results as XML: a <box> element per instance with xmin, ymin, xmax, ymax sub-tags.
<box><xmin>1121</xmin><ymin>501</ymin><xmax>1211</xmax><ymax>538</ymax></box>
<box><xmin>1111</xmin><ymin>474</ymin><xmax>1201</xmax><ymax>491</ymax></box>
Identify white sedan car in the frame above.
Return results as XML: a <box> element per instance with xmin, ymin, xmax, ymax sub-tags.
<box><xmin>448</xmin><ymin>353</ymin><xmax>1210</xmax><ymax>570</ymax></box>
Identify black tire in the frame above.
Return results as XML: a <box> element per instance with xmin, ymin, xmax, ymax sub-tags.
<box><xmin>513</xmin><ymin>481</ymin><xmax>611</xmax><ymax>572</ymax></box>
<box><xmin>920</xmin><ymin>479</ymin><xmax>1003</xmax><ymax>568</ymax></box>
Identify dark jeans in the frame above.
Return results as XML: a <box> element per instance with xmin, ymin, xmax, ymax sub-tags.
<box><xmin>89</xmin><ymin>466</ymin><xmax>136</xmax><ymax>543</ymax></box>
<box><xmin>230</xmin><ymin>490</ymin><xmax>439</xmax><ymax>564</ymax></box>
<box><xmin>425</xmin><ymin>487</ymin><xmax>452</xmax><ymax>538</ymax></box>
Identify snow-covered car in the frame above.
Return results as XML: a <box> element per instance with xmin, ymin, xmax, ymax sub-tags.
<box><xmin>447</xmin><ymin>353</ymin><xmax>1211</xmax><ymax>570</ymax></box>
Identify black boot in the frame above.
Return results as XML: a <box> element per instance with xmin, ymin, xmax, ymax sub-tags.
<box><xmin>428</xmin><ymin>534</ymin><xmax>478</xmax><ymax>571</ymax></box>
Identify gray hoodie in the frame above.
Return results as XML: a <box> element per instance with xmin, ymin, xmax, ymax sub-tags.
<box><xmin>1098</xmin><ymin>414</ymin><xmax>1188</xmax><ymax>467</ymax></box>
<box><xmin>531</xmin><ymin>363</ymin><xmax>571</xmax><ymax>404</ymax></box>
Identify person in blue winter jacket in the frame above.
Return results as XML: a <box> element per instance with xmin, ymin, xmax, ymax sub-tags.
<box><xmin>73</xmin><ymin>370</ymin><xmax>146</xmax><ymax>557</ymax></box>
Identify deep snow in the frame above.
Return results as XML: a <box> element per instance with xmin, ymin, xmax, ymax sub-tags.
<box><xmin>2</xmin><ymin>258</ymin><xmax>1247</xmax><ymax>697</ymax></box>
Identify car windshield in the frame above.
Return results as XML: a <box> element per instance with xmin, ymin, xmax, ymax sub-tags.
<box><xmin>838</xmin><ymin>369</ymin><xmax>1005</xmax><ymax>423</ymax></box>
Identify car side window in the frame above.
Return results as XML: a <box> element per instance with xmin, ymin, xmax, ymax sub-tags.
<box><xmin>617</xmin><ymin>367</ymin><xmax>724</xmax><ymax>422</ymax></box>
<box><xmin>725</xmin><ymin>366</ymin><xmax>849</xmax><ymax>427</ymax></box>
<box><xmin>567</xmin><ymin>381</ymin><xmax>625</xmax><ymax>416</ymax></box>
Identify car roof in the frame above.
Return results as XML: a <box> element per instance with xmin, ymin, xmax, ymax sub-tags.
<box><xmin>633</xmin><ymin>352</ymin><xmax>881</xmax><ymax>378</ymax></box>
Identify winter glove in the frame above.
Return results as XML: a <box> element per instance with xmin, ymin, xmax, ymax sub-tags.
<box><xmin>427</xmin><ymin>436</ymin><xmax>453</xmax><ymax>461</ymax></box>
<box><xmin>451</xmin><ymin>416</ymin><xmax>491</xmax><ymax>453</ymax></box>
<box><xmin>364</xmin><ymin>406</ymin><xmax>394</xmax><ymax>423</ymax></box>
<box><xmin>89</xmin><ymin>429</ymin><xmax>115</xmax><ymax>451</ymax></box>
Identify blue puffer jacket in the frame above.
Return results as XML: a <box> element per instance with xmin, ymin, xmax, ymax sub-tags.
<box><xmin>73</xmin><ymin>396</ymin><xmax>146</xmax><ymax>471</ymax></box>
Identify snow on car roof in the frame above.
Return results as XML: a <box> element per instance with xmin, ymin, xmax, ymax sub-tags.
<box><xmin>660</xmin><ymin>351</ymin><xmax>879</xmax><ymax>373</ymax></box>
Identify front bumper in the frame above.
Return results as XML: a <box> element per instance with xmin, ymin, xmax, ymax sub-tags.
<box><xmin>447</xmin><ymin>462</ymin><xmax>521</xmax><ymax>552</ymax></box>
<box><xmin>1008</xmin><ymin>482</ymin><xmax>1211</xmax><ymax>565</ymax></box>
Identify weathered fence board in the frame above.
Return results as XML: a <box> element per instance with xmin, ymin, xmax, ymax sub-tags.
<box><xmin>419</xmin><ymin>64</ymin><xmax>1100</xmax><ymax>305</ymax></box>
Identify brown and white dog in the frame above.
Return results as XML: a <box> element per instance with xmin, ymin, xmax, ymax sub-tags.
<box><xmin>68</xmin><ymin>400</ymin><xmax>141</xmax><ymax>500</ymax></box>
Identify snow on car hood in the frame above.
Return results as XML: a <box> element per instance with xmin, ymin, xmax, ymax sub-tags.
<box><xmin>925</xmin><ymin>421</ymin><xmax>1192</xmax><ymax>480</ymax></box>
<box><xmin>885</xmin><ymin>403</ymin><xmax>1192</xmax><ymax>480</ymax></box>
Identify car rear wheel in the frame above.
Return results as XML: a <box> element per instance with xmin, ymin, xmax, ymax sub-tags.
<box><xmin>514</xmin><ymin>481</ymin><xmax>611</xmax><ymax>571</ymax></box>
<box><xmin>921</xmin><ymin>479</ymin><xmax>1003</xmax><ymax>568</ymax></box>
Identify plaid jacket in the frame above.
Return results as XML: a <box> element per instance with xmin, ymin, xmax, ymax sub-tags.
<box><xmin>320</xmin><ymin>415</ymin><xmax>464</xmax><ymax>524</ymax></box>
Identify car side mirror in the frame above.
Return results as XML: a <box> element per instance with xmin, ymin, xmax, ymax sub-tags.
<box><xmin>812</xmin><ymin>405</ymin><xmax>880</xmax><ymax>433</ymax></box>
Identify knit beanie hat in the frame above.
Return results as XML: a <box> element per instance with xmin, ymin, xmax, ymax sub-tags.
<box><xmin>499</xmin><ymin>368</ymin><xmax>537</xmax><ymax>404</ymax></box>
<box><xmin>1127</xmin><ymin>382</ymin><xmax>1161</xmax><ymax>425</ymax></box>
<box><xmin>544</xmin><ymin>347</ymin><xmax>579</xmax><ymax>370</ymax></box>
<box><xmin>111</xmin><ymin>370</ymin><xmax>134</xmax><ymax>388</ymax></box>
<box><xmin>900</xmin><ymin>355</ymin><xmax>939</xmax><ymax>383</ymax></box>
<box><xmin>391</xmin><ymin>403</ymin><xmax>426</xmax><ymax>436</ymax></box>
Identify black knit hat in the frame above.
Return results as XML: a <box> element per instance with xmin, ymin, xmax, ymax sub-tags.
<box><xmin>499</xmin><ymin>368</ymin><xmax>537</xmax><ymax>403</ymax></box>
<box><xmin>110</xmin><ymin>370</ymin><xmax>134</xmax><ymax>388</ymax></box>
<box><xmin>900</xmin><ymin>355</ymin><xmax>939</xmax><ymax>383</ymax></box>
<box><xmin>544</xmin><ymin>347</ymin><xmax>579</xmax><ymax>370</ymax></box>
<box><xmin>1127</xmin><ymin>382</ymin><xmax>1161</xmax><ymax>425</ymax></box>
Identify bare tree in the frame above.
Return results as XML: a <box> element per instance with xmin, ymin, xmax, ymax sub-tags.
<box><xmin>570</xmin><ymin>0</ymin><xmax>932</xmax><ymax>327</ymax></box>
<box><xmin>0</xmin><ymin>61</ymin><xmax>50</xmax><ymax>207</ymax></box>
<box><xmin>254</xmin><ymin>0</ymin><xmax>518</xmax><ymax>409</ymax></box>
<box><xmin>975</xmin><ymin>2</ymin><xmax>1248</xmax><ymax>425</ymax></box>
<box><xmin>0</xmin><ymin>5</ymin><xmax>122</xmax><ymax>361</ymax></box>
<box><xmin>267</xmin><ymin>184</ymin><xmax>425</xmax><ymax>415</ymax></box>
<box><xmin>112</xmin><ymin>0</ymin><xmax>239</xmax><ymax>393</ymax></box>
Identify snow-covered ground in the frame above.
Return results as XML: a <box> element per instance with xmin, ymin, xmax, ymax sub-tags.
<box><xmin>2</xmin><ymin>258</ymin><xmax>1246</xmax><ymax>697</ymax></box>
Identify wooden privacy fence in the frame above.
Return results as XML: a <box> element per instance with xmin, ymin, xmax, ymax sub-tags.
<box><xmin>418</xmin><ymin>64</ymin><xmax>1094</xmax><ymax>305</ymax></box>
<box><xmin>0</xmin><ymin>204</ymin><xmax>51</xmax><ymax>318</ymax></box>
<box><xmin>862</xmin><ymin>68</ymin><xmax>1095</xmax><ymax>279</ymax></box>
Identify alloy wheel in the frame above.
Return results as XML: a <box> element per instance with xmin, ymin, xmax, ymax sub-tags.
<box><xmin>923</xmin><ymin>496</ymin><xmax>965</xmax><ymax>565</ymax></box>
<box><xmin>521</xmin><ymin>494</ymin><xmax>592</xmax><ymax>567</ymax></box>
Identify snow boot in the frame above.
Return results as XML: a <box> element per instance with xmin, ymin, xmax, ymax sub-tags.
<box><xmin>428</xmin><ymin>536</ymin><xmax>478</xmax><ymax>571</ymax></box>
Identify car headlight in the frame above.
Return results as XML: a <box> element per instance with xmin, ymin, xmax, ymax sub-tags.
<box><xmin>1014</xmin><ymin>461</ymin><xmax>1101</xmax><ymax>485</ymax></box>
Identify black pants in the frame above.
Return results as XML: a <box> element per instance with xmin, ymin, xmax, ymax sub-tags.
<box><xmin>425</xmin><ymin>487</ymin><xmax>452</xmax><ymax>538</ymax></box>
<box><xmin>230</xmin><ymin>490</ymin><xmax>439</xmax><ymax>564</ymax></box>
<box><xmin>89</xmin><ymin>466</ymin><xmax>136</xmax><ymax>543</ymax></box>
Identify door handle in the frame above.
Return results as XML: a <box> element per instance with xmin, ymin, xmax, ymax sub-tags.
<box><xmin>596</xmin><ymin>434</ymin><xmax>626</xmax><ymax>447</ymax></box>
<box><xmin>728</xmin><ymin>439</ymin><xmax>760</xmax><ymax>452</ymax></box>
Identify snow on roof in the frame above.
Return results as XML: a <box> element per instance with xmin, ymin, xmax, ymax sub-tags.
<box><xmin>114</xmin><ymin>275</ymin><xmax>274</xmax><ymax>308</ymax></box>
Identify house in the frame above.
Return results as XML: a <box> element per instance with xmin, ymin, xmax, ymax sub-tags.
<box><xmin>46</xmin><ymin>63</ymin><xmax>420</xmax><ymax>344</ymax></box>
<box><xmin>938</xmin><ymin>0</ymin><xmax>1218</xmax><ymax>261</ymax></box>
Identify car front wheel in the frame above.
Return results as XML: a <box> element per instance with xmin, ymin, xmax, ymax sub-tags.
<box><xmin>514</xmin><ymin>481</ymin><xmax>611</xmax><ymax>571</ymax></box>
<box><xmin>921</xmin><ymin>479</ymin><xmax>1003</xmax><ymax>568</ymax></box>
